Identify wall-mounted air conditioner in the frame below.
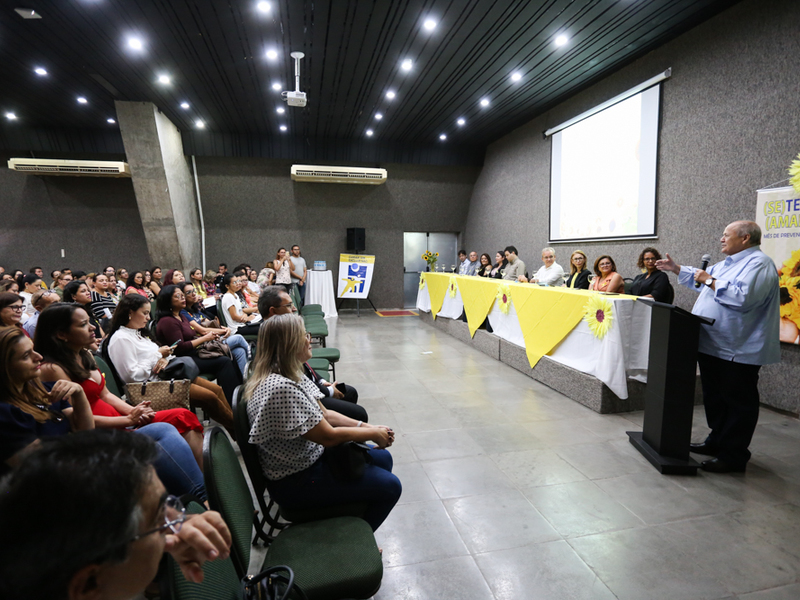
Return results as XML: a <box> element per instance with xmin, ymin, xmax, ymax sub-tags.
<box><xmin>290</xmin><ymin>164</ymin><xmax>387</xmax><ymax>185</ymax></box>
<box><xmin>7</xmin><ymin>158</ymin><xmax>132</xmax><ymax>177</ymax></box>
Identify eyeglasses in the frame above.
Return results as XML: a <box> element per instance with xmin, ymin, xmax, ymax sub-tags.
<box><xmin>643</xmin><ymin>257</ymin><xmax>657</xmax><ymax>262</ymax></box>
<box><xmin>7</xmin><ymin>305</ymin><xmax>23</xmax><ymax>312</ymax></box>
<box><xmin>305</xmin><ymin>332</ymin><xmax>312</xmax><ymax>341</ymax></box>
<box><xmin>129</xmin><ymin>495</ymin><xmax>186</xmax><ymax>542</ymax></box>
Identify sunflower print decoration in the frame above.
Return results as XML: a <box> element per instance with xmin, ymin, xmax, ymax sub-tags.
<box><xmin>448</xmin><ymin>275</ymin><xmax>458</xmax><ymax>298</ymax></box>
<box><xmin>496</xmin><ymin>283</ymin><xmax>511</xmax><ymax>314</ymax></box>
<box><xmin>419</xmin><ymin>273</ymin><xmax>426</xmax><ymax>290</ymax></box>
<box><xmin>584</xmin><ymin>295</ymin><xmax>614</xmax><ymax>339</ymax></box>
<box><xmin>789</xmin><ymin>152</ymin><xmax>800</xmax><ymax>196</ymax></box>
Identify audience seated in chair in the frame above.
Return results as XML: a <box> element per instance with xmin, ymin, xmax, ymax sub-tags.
<box><xmin>220</xmin><ymin>273</ymin><xmax>262</xmax><ymax>336</ymax></box>
<box><xmin>22</xmin><ymin>289</ymin><xmax>59</xmax><ymax>338</ymax></box>
<box><xmin>63</xmin><ymin>280</ymin><xmax>105</xmax><ymax>339</ymax></box>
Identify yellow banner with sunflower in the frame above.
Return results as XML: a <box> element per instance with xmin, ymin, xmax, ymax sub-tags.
<box><xmin>457</xmin><ymin>276</ymin><xmax>501</xmax><ymax>336</ymax></box>
<box><xmin>425</xmin><ymin>273</ymin><xmax>451</xmax><ymax>320</ymax></box>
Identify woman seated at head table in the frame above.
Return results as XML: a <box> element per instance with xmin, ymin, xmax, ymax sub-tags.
<box><xmin>0</xmin><ymin>326</ymin><xmax>207</xmax><ymax>501</ymax></box>
<box><xmin>629</xmin><ymin>247</ymin><xmax>673</xmax><ymax>302</ymax></box>
<box><xmin>105</xmin><ymin>293</ymin><xmax>235</xmax><ymax>435</ymax></box>
<box><xmin>34</xmin><ymin>302</ymin><xmax>204</xmax><ymax>471</ymax></box>
<box><xmin>489</xmin><ymin>251</ymin><xmax>508</xmax><ymax>278</ymax></box>
<box><xmin>590</xmin><ymin>255</ymin><xmax>625</xmax><ymax>293</ymax></box>
<box><xmin>246</xmin><ymin>314</ymin><xmax>402</xmax><ymax>531</ymax></box>
<box><xmin>476</xmin><ymin>253</ymin><xmax>493</xmax><ymax>277</ymax></box>
<box><xmin>565</xmin><ymin>250</ymin><xmax>591</xmax><ymax>289</ymax></box>
<box><xmin>62</xmin><ymin>280</ymin><xmax>104</xmax><ymax>339</ymax></box>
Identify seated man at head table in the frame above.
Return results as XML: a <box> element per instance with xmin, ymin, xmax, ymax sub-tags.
<box><xmin>502</xmin><ymin>246</ymin><xmax>526</xmax><ymax>281</ymax></box>
<box><xmin>518</xmin><ymin>247</ymin><xmax>565</xmax><ymax>286</ymax></box>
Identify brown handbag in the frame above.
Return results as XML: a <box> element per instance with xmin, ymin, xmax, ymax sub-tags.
<box><xmin>196</xmin><ymin>339</ymin><xmax>232</xmax><ymax>360</ymax></box>
<box><xmin>125</xmin><ymin>379</ymin><xmax>192</xmax><ymax>411</ymax></box>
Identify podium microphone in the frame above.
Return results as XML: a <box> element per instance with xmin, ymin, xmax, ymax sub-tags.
<box><xmin>695</xmin><ymin>253</ymin><xmax>711</xmax><ymax>288</ymax></box>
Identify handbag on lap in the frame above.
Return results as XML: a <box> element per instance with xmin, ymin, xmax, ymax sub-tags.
<box><xmin>125</xmin><ymin>379</ymin><xmax>192</xmax><ymax>411</ymax></box>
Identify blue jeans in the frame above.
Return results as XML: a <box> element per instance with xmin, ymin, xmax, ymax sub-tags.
<box><xmin>296</xmin><ymin>281</ymin><xmax>306</xmax><ymax>305</ymax></box>
<box><xmin>224</xmin><ymin>333</ymin><xmax>249</xmax><ymax>376</ymax></box>
<box><xmin>136</xmin><ymin>423</ymin><xmax>207</xmax><ymax>501</ymax></box>
<box><xmin>267</xmin><ymin>448</ymin><xmax>401</xmax><ymax>531</ymax></box>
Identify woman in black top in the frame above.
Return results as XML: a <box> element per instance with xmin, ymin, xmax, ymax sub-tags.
<box><xmin>565</xmin><ymin>250</ymin><xmax>591</xmax><ymax>289</ymax></box>
<box><xmin>477</xmin><ymin>253</ymin><xmax>493</xmax><ymax>277</ymax></box>
<box><xmin>490</xmin><ymin>251</ymin><xmax>508</xmax><ymax>279</ymax></box>
<box><xmin>629</xmin><ymin>247</ymin><xmax>673</xmax><ymax>302</ymax></box>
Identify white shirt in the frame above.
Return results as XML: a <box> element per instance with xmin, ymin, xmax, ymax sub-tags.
<box><xmin>107</xmin><ymin>326</ymin><xmax>162</xmax><ymax>383</ymax></box>
<box><xmin>19</xmin><ymin>291</ymin><xmax>34</xmax><ymax>320</ymax></box>
<box><xmin>533</xmin><ymin>262</ymin><xmax>565</xmax><ymax>286</ymax></box>
<box><xmin>221</xmin><ymin>292</ymin><xmax>262</xmax><ymax>331</ymax></box>
<box><xmin>247</xmin><ymin>373</ymin><xmax>325</xmax><ymax>480</ymax></box>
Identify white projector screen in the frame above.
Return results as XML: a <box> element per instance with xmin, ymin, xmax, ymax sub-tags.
<box><xmin>549</xmin><ymin>85</ymin><xmax>661</xmax><ymax>242</ymax></box>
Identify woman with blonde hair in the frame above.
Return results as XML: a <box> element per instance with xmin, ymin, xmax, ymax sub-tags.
<box><xmin>565</xmin><ymin>250</ymin><xmax>591</xmax><ymax>289</ymax></box>
<box><xmin>246</xmin><ymin>314</ymin><xmax>402</xmax><ymax>531</ymax></box>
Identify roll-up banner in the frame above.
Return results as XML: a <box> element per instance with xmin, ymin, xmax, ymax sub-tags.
<box><xmin>337</xmin><ymin>254</ymin><xmax>375</xmax><ymax>299</ymax></box>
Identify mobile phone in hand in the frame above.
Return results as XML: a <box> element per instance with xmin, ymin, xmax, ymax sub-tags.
<box><xmin>335</xmin><ymin>382</ymin><xmax>346</xmax><ymax>394</ymax></box>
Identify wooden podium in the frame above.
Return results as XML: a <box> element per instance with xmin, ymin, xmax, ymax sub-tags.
<box><xmin>627</xmin><ymin>298</ymin><xmax>714</xmax><ymax>475</ymax></box>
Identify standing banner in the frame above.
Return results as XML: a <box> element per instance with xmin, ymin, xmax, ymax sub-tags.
<box><xmin>337</xmin><ymin>254</ymin><xmax>375</xmax><ymax>299</ymax></box>
<box><xmin>756</xmin><ymin>185</ymin><xmax>800</xmax><ymax>344</ymax></box>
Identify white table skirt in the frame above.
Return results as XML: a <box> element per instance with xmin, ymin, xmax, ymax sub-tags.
<box><xmin>306</xmin><ymin>270</ymin><xmax>338</xmax><ymax>318</ymax></box>
<box><xmin>417</xmin><ymin>285</ymin><xmax>650</xmax><ymax>399</ymax></box>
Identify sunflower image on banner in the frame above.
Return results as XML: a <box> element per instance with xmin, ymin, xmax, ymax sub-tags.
<box><xmin>584</xmin><ymin>295</ymin><xmax>614</xmax><ymax>339</ymax></box>
<box><xmin>496</xmin><ymin>283</ymin><xmax>511</xmax><ymax>314</ymax></box>
<box><xmin>419</xmin><ymin>273</ymin><xmax>426</xmax><ymax>290</ymax></box>
<box><xmin>448</xmin><ymin>276</ymin><xmax>458</xmax><ymax>298</ymax></box>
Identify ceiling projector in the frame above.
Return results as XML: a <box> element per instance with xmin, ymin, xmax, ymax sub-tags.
<box><xmin>281</xmin><ymin>52</ymin><xmax>307</xmax><ymax>108</ymax></box>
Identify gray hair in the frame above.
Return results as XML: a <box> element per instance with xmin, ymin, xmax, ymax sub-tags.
<box><xmin>731</xmin><ymin>221</ymin><xmax>761</xmax><ymax>245</ymax></box>
<box><xmin>542</xmin><ymin>247</ymin><xmax>556</xmax><ymax>256</ymax></box>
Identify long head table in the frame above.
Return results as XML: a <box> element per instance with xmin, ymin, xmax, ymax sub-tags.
<box><xmin>416</xmin><ymin>273</ymin><xmax>650</xmax><ymax>399</ymax></box>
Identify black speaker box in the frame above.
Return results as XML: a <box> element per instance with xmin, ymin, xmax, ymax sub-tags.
<box><xmin>346</xmin><ymin>228</ymin><xmax>365</xmax><ymax>252</ymax></box>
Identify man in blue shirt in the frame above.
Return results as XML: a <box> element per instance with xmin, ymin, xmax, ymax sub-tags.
<box><xmin>657</xmin><ymin>221</ymin><xmax>780</xmax><ymax>473</ymax></box>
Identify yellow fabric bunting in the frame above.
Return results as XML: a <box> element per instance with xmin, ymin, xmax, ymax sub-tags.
<box><xmin>425</xmin><ymin>273</ymin><xmax>451</xmax><ymax>319</ymax></box>
<box><xmin>511</xmin><ymin>284</ymin><xmax>589</xmax><ymax>368</ymax></box>
<box><xmin>583</xmin><ymin>295</ymin><xmax>614</xmax><ymax>339</ymax></box>
<box><xmin>496</xmin><ymin>283</ymin><xmax>511</xmax><ymax>314</ymax></box>
<box><xmin>457</xmin><ymin>276</ymin><xmax>501</xmax><ymax>337</ymax></box>
<box><xmin>448</xmin><ymin>276</ymin><xmax>458</xmax><ymax>298</ymax></box>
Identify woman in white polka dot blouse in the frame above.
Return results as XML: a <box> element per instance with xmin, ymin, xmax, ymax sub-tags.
<box><xmin>244</xmin><ymin>314</ymin><xmax>402</xmax><ymax>531</ymax></box>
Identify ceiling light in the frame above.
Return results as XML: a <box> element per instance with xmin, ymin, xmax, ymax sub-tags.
<box><xmin>423</xmin><ymin>18</ymin><xmax>436</xmax><ymax>31</ymax></box>
<box><xmin>15</xmin><ymin>8</ymin><xmax>41</xmax><ymax>19</ymax></box>
<box><xmin>385</xmin><ymin>90</ymin><xmax>395</xmax><ymax>100</ymax></box>
<box><xmin>266</xmin><ymin>49</ymin><xmax>278</xmax><ymax>60</ymax></box>
<box><xmin>366</xmin><ymin>129</ymin><xmax>374</xmax><ymax>137</ymax></box>
<box><xmin>375</xmin><ymin>113</ymin><xmax>383</xmax><ymax>120</ymax></box>
<box><xmin>257</xmin><ymin>1</ymin><xmax>270</xmax><ymax>13</ymax></box>
<box><xmin>195</xmin><ymin>120</ymin><xmax>205</xmax><ymax>129</ymax></box>
<box><xmin>77</xmin><ymin>97</ymin><xmax>88</xmax><ymax>104</ymax></box>
<box><xmin>401</xmin><ymin>59</ymin><xmax>413</xmax><ymax>72</ymax></box>
<box><xmin>279</xmin><ymin>125</ymin><xmax>287</xmax><ymax>131</ymax></box>
<box><xmin>5</xmin><ymin>112</ymin><xmax>17</xmax><ymax>120</ymax></box>
<box><xmin>439</xmin><ymin>134</ymin><xmax>447</xmax><ymax>141</ymax></box>
<box><xmin>128</xmin><ymin>37</ymin><xmax>143</xmax><ymax>51</ymax></box>
<box><xmin>480</xmin><ymin>98</ymin><xmax>490</xmax><ymax>107</ymax></box>
<box><xmin>555</xmin><ymin>34</ymin><xmax>569</xmax><ymax>47</ymax></box>
<box><xmin>272</xmin><ymin>83</ymin><xmax>282</xmax><ymax>91</ymax></box>
<box><xmin>158</xmin><ymin>74</ymin><xmax>171</xmax><ymax>85</ymax></box>
<box><xmin>34</xmin><ymin>67</ymin><xmax>47</xmax><ymax>76</ymax></box>
<box><xmin>107</xmin><ymin>118</ymin><xmax>116</xmax><ymax>124</ymax></box>
<box><xmin>457</xmin><ymin>118</ymin><xmax>465</xmax><ymax>126</ymax></box>
<box><xmin>180</xmin><ymin>102</ymin><xmax>190</xmax><ymax>109</ymax></box>
<box><xmin>511</xmin><ymin>72</ymin><xmax>522</xmax><ymax>82</ymax></box>
<box><xmin>276</xmin><ymin>107</ymin><xmax>285</xmax><ymax>114</ymax></box>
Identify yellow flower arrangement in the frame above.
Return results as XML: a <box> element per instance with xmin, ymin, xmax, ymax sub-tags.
<box><xmin>496</xmin><ymin>283</ymin><xmax>511</xmax><ymax>314</ymax></box>
<box><xmin>448</xmin><ymin>275</ymin><xmax>458</xmax><ymax>298</ymax></box>
<box><xmin>418</xmin><ymin>273</ymin><xmax>426</xmax><ymax>290</ymax></box>
<box><xmin>584</xmin><ymin>295</ymin><xmax>614</xmax><ymax>339</ymax></box>
<box><xmin>789</xmin><ymin>152</ymin><xmax>800</xmax><ymax>196</ymax></box>
<box><xmin>421</xmin><ymin>251</ymin><xmax>439</xmax><ymax>271</ymax></box>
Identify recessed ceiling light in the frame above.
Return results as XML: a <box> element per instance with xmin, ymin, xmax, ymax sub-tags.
<box><xmin>14</xmin><ymin>8</ymin><xmax>42</xmax><ymax>19</ymax></box>
<box><xmin>195</xmin><ymin>120</ymin><xmax>205</xmax><ymax>129</ymax></box>
<box><xmin>128</xmin><ymin>37</ymin><xmax>143</xmax><ymax>51</ymax></box>
<box><xmin>555</xmin><ymin>34</ymin><xmax>569</xmax><ymax>47</ymax></box>
<box><xmin>180</xmin><ymin>102</ymin><xmax>190</xmax><ymax>109</ymax></box>
<box><xmin>366</xmin><ymin>129</ymin><xmax>374</xmax><ymax>137</ymax></box>
<box><xmin>480</xmin><ymin>98</ymin><xmax>490</xmax><ymax>107</ymax></box>
<box><xmin>272</xmin><ymin>83</ymin><xmax>282</xmax><ymax>91</ymax></box>
<box><xmin>107</xmin><ymin>118</ymin><xmax>116</xmax><ymax>124</ymax></box>
<box><xmin>423</xmin><ymin>18</ymin><xmax>436</xmax><ymax>31</ymax></box>
<box><xmin>77</xmin><ymin>97</ymin><xmax>88</xmax><ymax>104</ymax></box>
<box><xmin>457</xmin><ymin>118</ymin><xmax>465</xmax><ymax>126</ymax></box>
<box><xmin>279</xmin><ymin>125</ymin><xmax>287</xmax><ymax>131</ymax></box>
<box><xmin>375</xmin><ymin>113</ymin><xmax>383</xmax><ymax>120</ymax></box>
<box><xmin>158</xmin><ymin>74</ymin><xmax>171</xmax><ymax>85</ymax></box>
<box><xmin>5</xmin><ymin>112</ymin><xmax>17</xmax><ymax>120</ymax></box>
<box><xmin>276</xmin><ymin>107</ymin><xmax>285</xmax><ymax>114</ymax></box>
<box><xmin>257</xmin><ymin>1</ymin><xmax>270</xmax><ymax>13</ymax></box>
<box><xmin>401</xmin><ymin>59</ymin><xmax>413</xmax><ymax>72</ymax></box>
<box><xmin>439</xmin><ymin>134</ymin><xmax>447</xmax><ymax>141</ymax></box>
<box><xmin>266</xmin><ymin>49</ymin><xmax>278</xmax><ymax>60</ymax></box>
<box><xmin>34</xmin><ymin>67</ymin><xmax>47</xmax><ymax>76</ymax></box>
<box><xmin>511</xmin><ymin>72</ymin><xmax>522</xmax><ymax>82</ymax></box>
<box><xmin>385</xmin><ymin>90</ymin><xmax>395</xmax><ymax>100</ymax></box>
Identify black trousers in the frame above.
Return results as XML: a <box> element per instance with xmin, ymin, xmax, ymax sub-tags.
<box><xmin>697</xmin><ymin>352</ymin><xmax>761</xmax><ymax>466</ymax></box>
<box><xmin>192</xmin><ymin>355</ymin><xmax>241</xmax><ymax>405</ymax></box>
<box><xmin>321</xmin><ymin>393</ymin><xmax>368</xmax><ymax>422</ymax></box>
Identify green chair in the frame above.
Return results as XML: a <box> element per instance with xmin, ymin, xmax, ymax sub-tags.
<box><xmin>311</xmin><ymin>347</ymin><xmax>339</xmax><ymax>379</ymax></box>
<box><xmin>94</xmin><ymin>355</ymin><xmax>122</xmax><ymax>398</ymax></box>
<box><xmin>305</xmin><ymin>358</ymin><xmax>331</xmax><ymax>380</ymax></box>
<box><xmin>291</xmin><ymin>285</ymin><xmax>323</xmax><ymax>316</ymax></box>
<box><xmin>203</xmin><ymin>427</ymin><xmax>383</xmax><ymax>599</ymax></box>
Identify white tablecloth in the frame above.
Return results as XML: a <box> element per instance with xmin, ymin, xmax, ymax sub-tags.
<box><xmin>306</xmin><ymin>270</ymin><xmax>338</xmax><ymax>318</ymax></box>
<box><xmin>417</xmin><ymin>285</ymin><xmax>650</xmax><ymax>399</ymax></box>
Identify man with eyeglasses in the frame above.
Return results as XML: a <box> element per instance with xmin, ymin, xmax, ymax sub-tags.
<box><xmin>22</xmin><ymin>289</ymin><xmax>59</xmax><ymax>338</ymax></box>
<box><xmin>0</xmin><ymin>429</ymin><xmax>231</xmax><ymax>600</ymax></box>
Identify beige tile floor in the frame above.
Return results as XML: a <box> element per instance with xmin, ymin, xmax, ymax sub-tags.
<box><xmin>319</xmin><ymin>313</ymin><xmax>800</xmax><ymax>600</ymax></box>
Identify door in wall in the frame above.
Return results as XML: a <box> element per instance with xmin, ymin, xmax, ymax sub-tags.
<box><xmin>403</xmin><ymin>232</ymin><xmax>458</xmax><ymax>309</ymax></box>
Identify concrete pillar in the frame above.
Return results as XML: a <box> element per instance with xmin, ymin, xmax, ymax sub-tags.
<box><xmin>115</xmin><ymin>101</ymin><xmax>200</xmax><ymax>271</ymax></box>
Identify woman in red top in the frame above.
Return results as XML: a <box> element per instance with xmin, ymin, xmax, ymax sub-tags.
<box><xmin>34</xmin><ymin>303</ymin><xmax>204</xmax><ymax>468</ymax></box>
<box><xmin>125</xmin><ymin>271</ymin><xmax>150</xmax><ymax>298</ymax></box>
<box><xmin>590</xmin><ymin>255</ymin><xmax>625</xmax><ymax>293</ymax></box>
